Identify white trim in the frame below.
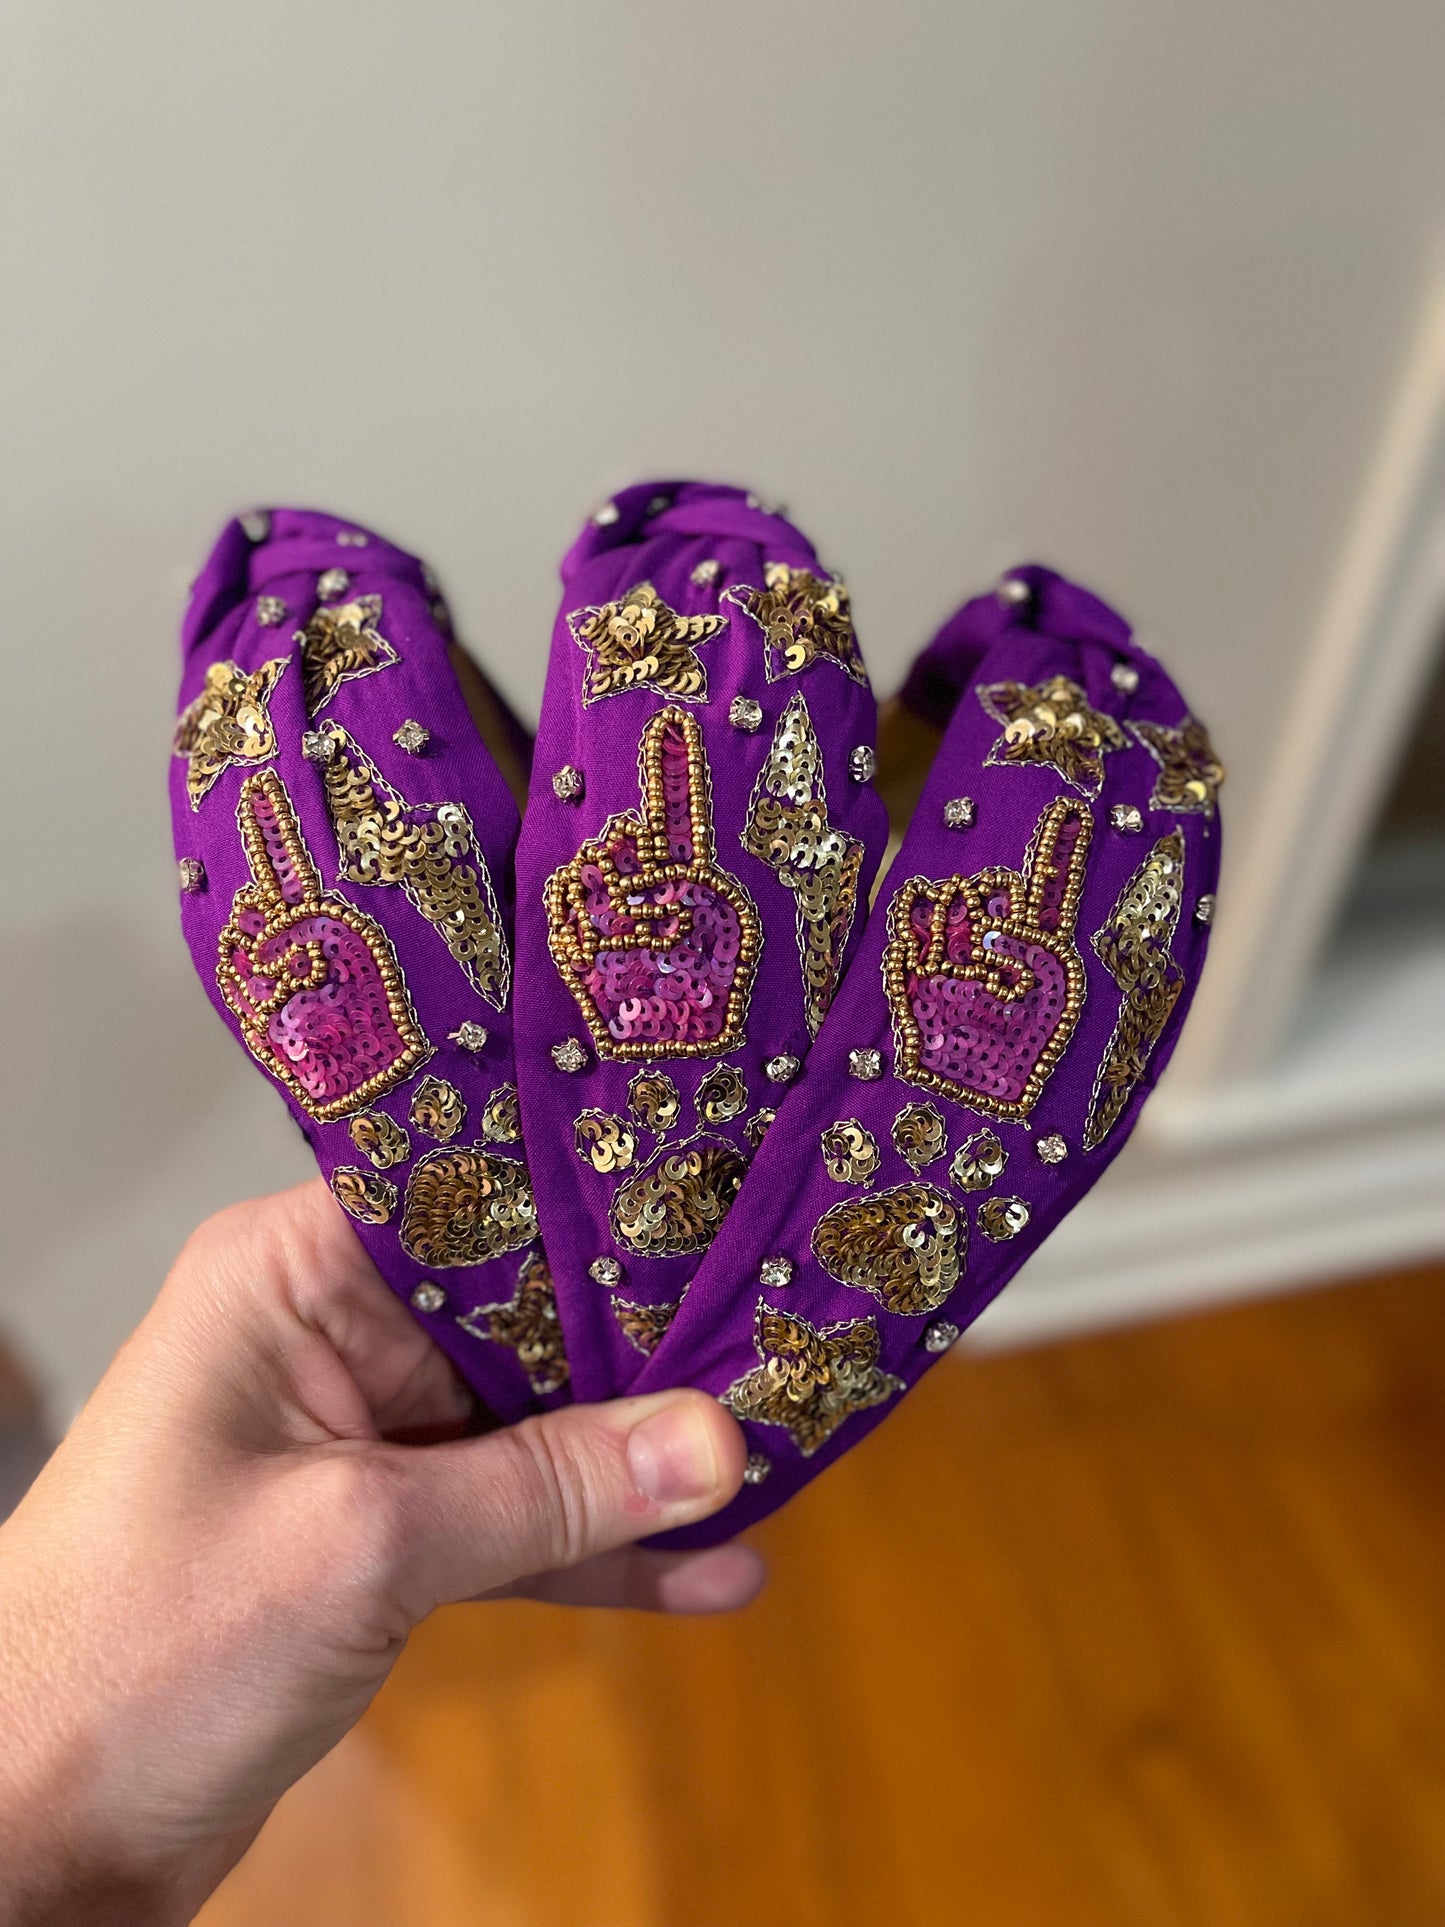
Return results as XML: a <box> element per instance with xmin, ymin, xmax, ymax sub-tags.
<box><xmin>1161</xmin><ymin>267</ymin><xmax>1445</xmax><ymax>1097</ymax></box>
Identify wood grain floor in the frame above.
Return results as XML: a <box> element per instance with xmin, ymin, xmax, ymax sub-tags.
<box><xmin>198</xmin><ymin>1266</ymin><xmax>1445</xmax><ymax>1927</ymax></box>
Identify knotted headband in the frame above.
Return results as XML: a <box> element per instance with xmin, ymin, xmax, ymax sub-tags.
<box><xmin>172</xmin><ymin>488</ymin><xmax>1223</xmax><ymax>1547</ymax></box>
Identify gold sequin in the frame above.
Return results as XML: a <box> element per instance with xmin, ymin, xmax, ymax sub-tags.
<box><xmin>612</xmin><ymin>1295</ymin><xmax>683</xmax><ymax>1357</ymax></box>
<box><xmin>949</xmin><ymin>1128</ymin><xmax>1007</xmax><ymax>1192</ymax></box>
<box><xmin>891</xmin><ymin>1102</ymin><xmax>946</xmax><ymax>1172</ymax></box>
<box><xmin>574</xmin><ymin>1110</ymin><xmax>638</xmax><ymax>1174</ymax></box>
<box><xmin>458</xmin><ymin>1251</ymin><xmax>569</xmax><ymax>1395</ymax></box>
<box><xmin>173</xmin><ymin>656</ymin><xmax>288</xmax><ymax>810</ymax></box>
<box><xmin>723</xmin><ymin>1305</ymin><xmax>904</xmax><ymax>1457</ymax></box>
<box><xmin>742</xmin><ymin>694</ymin><xmax>865</xmax><ymax>1034</ymax></box>
<box><xmin>348</xmin><ymin>1111</ymin><xmax>411</xmax><ymax>1169</ymax></box>
<box><xmin>610</xmin><ymin>1135</ymin><xmax>748</xmax><ymax>1257</ymax></box>
<box><xmin>399</xmin><ymin>1145</ymin><xmax>537</xmax><ymax>1268</ymax></box>
<box><xmin>744</xmin><ymin>1108</ymin><xmax>777</xmax><ymax>1148</ymax></box>
<box><xmin>978</xmin><ymin>675</ymin><xmax>1126</xmax><ymax>798</ymax></box>
<box><xmin>481</xmin><ymin>1083</ymin><xmax>522</xmax><ymax>1143</ymax></box>
<box><xmin>696</xmin><ymin>1064</ymin><xmax>748</xmax><ymax>1123</ymax></box>
<box><xmin>725</xmin><ymin>563</ymin><xmax>866</xmax><ymax>684</ymax></box>
<box><xmin>409</xmin><ymin>1074</ymin><xmax>465</xmax><ymax>1142</ymax></box>
<box><xmin>812</xmin><ymin>1181</ymin><xmax>962</xmax><ymax>1316</ymax></box>
<box><xmin>569</xmin><ymin>581</ymin><xmax>726</xmax><ymax>705</ymax></box>
<box><xmin>820</xmin><ymin>1120</ymin><xmax>881</xmax><ymax>1186</ymax></box>
<box><xmin>1129</xmin><ymin>717</ymin><xmax>1226</xmax><ymax>818</ymax></box>
<box><xmin>330</xmin><ymin>1166</ymin><xmax>397</xmax><ymax>1224</ymax></box>
<box><xmin>299</xmin><ymin>596</ymin><xmax>399</xmax><ymax>715</ymax></box>
<box><xmin>1083</xmin><ymin>831</ymin><xmax>1187</xmax><ymax>1150</ymax></box>
<box><xmin>977</xmin><ymin>1195</ymin><xmax>1030</xmax><ymax>1241</ymax></box>
<box><xmin>628</xmin><ymin>1070</ymin><xmax>681</xmax><ymax>1135</ymax></box>
<box><xmin>318</xmin><ymin>724</ymin><xmax>510</xmax><ymax>1008</ymax></box>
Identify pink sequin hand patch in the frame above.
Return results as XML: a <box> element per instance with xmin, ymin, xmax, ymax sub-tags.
<box><xmin>884</xmin><ymin>797</ymin><xmax>1091</xmax><ymax>1121</ymax></box>
<box><xmin>217</xmin><ymin>770</ymin><xmax>430</xmax><ymax>1120</ymax></box>
<box><xmin>543</xmin><ymin>706</ymin><xmax>762</xmax><ymax>1059</ymax></box>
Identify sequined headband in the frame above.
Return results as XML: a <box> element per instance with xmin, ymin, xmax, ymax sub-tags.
<box><xmin>172</xmin><ymin>487</ymin><xmax>1223</xmax><ymax>1545</ymax></box>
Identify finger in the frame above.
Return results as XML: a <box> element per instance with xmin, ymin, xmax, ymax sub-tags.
<box><xmin>378</xmin><ymin>1388</ymin><xmax>748</xmax><ymax>1619</ymax></box>
<box><xmin>495</xmin><ymin>1543</ymin><xmax>767</xmax><ymax>1614</ymax></box>
<box><xmin>1022</xmin><ymin>798</ymin><xmax>1091</xmax><ymax>935</ymax></box>
<box><xmin>235</xmin><ymin>768</ymin><xmax>319</xmax><ymax>909</ymax></box>
<box><xmin>638</xmin><ymin>706</ymin><xmax>707</xmax><ymax>867</ymax></box>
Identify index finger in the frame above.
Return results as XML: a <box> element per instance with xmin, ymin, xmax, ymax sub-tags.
<box><xmin>237</xmin><ymin>769</ymin><xmax>321</xmax><ymax>909</ymax></box>
<box><xmin>637</xmin><ymin>705</ymin><xmax>711</xmax><ymax>867</ymax></box>
<box><xmin>1022</xmin><ymin>798</ymin><xmax>1091</xmax><ymax>936</ymax></box>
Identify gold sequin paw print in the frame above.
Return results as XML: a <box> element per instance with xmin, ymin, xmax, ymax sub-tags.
<box><xmin>399</xmin><ymin>1145</ymin><xmax>538</xmax><ymax>1267</ymax></box>
<box><xmin>811</xmin><ymin>1182</ymin><xmax>963</xmax><ymax>1316</ymax></box>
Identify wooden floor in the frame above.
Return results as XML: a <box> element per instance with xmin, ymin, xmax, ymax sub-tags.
<box><xmin>199</xmin><ymin>1266</ymin><xmax>1445</xmax><ymax>1927</ymax></box>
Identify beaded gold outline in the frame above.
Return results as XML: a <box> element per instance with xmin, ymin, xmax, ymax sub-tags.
<box><xmin>216</xmin><ymin>770</ymin><xmax>431</xmax><ymax>1122</ymax></box>
<box><xmin>543</xmin><ymin>705</ymin><xmax>763</xmax><ymax>1061</ymax></box>
<box><xmin>882</xmin><ymin>797</ymin><xmax>1090</xmax><ymax>1123</ymax></box>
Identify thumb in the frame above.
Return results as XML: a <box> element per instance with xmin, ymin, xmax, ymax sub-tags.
<box><xmin>376</xmin><ymin>1389</ymin><xmax>748</xmax><ymax>1619</ymax></box>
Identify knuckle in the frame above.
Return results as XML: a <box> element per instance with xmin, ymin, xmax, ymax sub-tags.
<box><xmin>291</xmin><ymin>1450</ymin><xmax>412</xmax><ymax>1600</ymax></box>
<box><xmin>500</xmin><ymin>1418</ymin><xmax>604</xmax><ymax>1572</ymax></box>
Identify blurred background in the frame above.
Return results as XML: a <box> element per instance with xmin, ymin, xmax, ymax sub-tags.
<box><xmin>3</xmin><ymin>2</ymin><xmax>1444</xmax><ymax>1921</ymax></box>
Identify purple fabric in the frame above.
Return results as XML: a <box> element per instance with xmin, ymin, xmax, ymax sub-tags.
<box><xmin>173</xmin><ymin>498</ymin><xmax>1219</xmax><ymax>1550</ymax></box>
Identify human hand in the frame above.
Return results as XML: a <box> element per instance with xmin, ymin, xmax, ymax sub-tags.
<box><xmin>543</xmin><ymin>704</ymin><xmax>761</xmax><ymax>1057</ymax></box>
<box><xmin>885</xmin><ymin>797</ymin><xmax>1092</xmax><ymax>1121</ymax></box>
<box><xmin>0</xmin><ymin>1181</ymin><xmax>759</xmax><ymax>1926</ymax></box>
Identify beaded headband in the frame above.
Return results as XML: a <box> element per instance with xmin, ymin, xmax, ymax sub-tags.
<box><xmin>172</xmin><ymin>489</ymin><xmax>1223</xmax><ymax>1545</ymax></box>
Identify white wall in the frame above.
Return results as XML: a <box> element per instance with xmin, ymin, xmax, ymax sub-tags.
<box><xmin>4</xmin><ymin>0</ymin><xmax>1444</xmax><ymax>1410</ymax></box>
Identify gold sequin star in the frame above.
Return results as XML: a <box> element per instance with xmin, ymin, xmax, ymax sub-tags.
<box><xmin>458</xmin><ymin>1252</ymin><xmax>569</xmax><ymax>1395</ymax></box>
<box><xmin>977</xmin><ymin>674</ymin><xmax>1127</xmax><ymax>798</ymax></box>
<box><xmin>612</xmin><ymin>1295</ymin><xmax>683</xmax><ymax>1358</ymax></box>
<box><xmin>299</xmin><ymin>595</ymin><xmax>399</xmax><ymax>715</ymax></box>
<box><xmin>1129</xmin><ymin>716</ymin><xmax>1226</xmax><ymax>817</ymax></box>
<box><xmin>173</xmin><ymin>656</ymin><xmax>288</xmax><ymax>810</ymax></box>
<box><xmin>722</xmin><ymin>1305</ymin><xmax>904</xmax><ymax>1458</ymax></box>
<box><xmin>569</xmin><ymin>581</ymin><xmax>726</xmax><ymax>705</ymax></box>
<box><xmin>728</xmin><ymin>563</ymin><xmax>866</xmax><ymax>684</ymax></box>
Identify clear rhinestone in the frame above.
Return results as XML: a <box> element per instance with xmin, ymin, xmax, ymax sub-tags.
<box><xmin>177</xmin><ymin>858</ymin><xmax>206</xmax><ymax>894</ymax></box>
<box><xmin>1111</xmin><ymin>662</ymin><xmax>1140</xmax><ymax>695</ymax></box>
<box><xmin>393</xmin><ymin>719</ymin><xmax>430</xmax><ymax>755</ymax></box>
<box><xmin>924</xmin><ymin>1320</ymin><xmax>960</xmax><ymax>1353</ymax></box>
<box><xmin>759</xmin><ymin>1256</ymin><xmax>794</xmax><ymax>1290</ymax></box>
<box><xmin>729</xmin><ymin>697</ymin><xmax>764</xmax><ymax>733</ymax></box>
<box><xmin>745</xmin><ymin>493</ymin><xmax>762</xmax><ymax>510</ymax></box>
<box><xmin>1110</xmin><ymin>804</ymin><xmax>1144</xmax><ymax>834</ymax></box>
<box><xmin>996</xmin><ymin>575</ymin><xmax>1031</xmax><ymax>608</ymax></box>
<box><xmin>255</xmin><ymin>595</ymin><xmax>287</xmax><ymax>626</ymax></box>
<box><xmin>765</xmin><ymin>1053</ymin><xmax>801</xmax><ymax>1084</ymax></box>
<box><xmin>301</xmin><ymin>730</ymin><xmax>336</xmax><ymax>764</ymax></box>
<box><xmin>1195</xmin><ymin>894</ymin><xmax>1216</xmax><ymax>926</ymax></box>
<box><xmin>240</xmin><ymin>509</ymin><xmax>270</xmax><ymax>542</ymax></box>
<box><xmin>848</xmin><ymin>1048</ymin><xmax>883</xmax><ymax>1080</ymax></box>
<box><xmin>422</xmin><ymin>563</ymin><xmax>439</xmax><ymax>591</ymax></box>
<box><xmin>317</xmin><ymin>568</ymin><xmax>350</xmax><ymax>600</ymax></box>
<box><xmin>588</xmin><ymin>1256</ymin><xmax>623</xmax><ymax>1287</ymax></box>
<box><xmin>593</xmin><ymin>501</ymin><xmax>620</xmax><ymax>526</ymax></box>
<box><xmin>430</xmin><ymin>598</ymin><xmax>451</xmax><ymax>629</ymax></box>
<box><xmin>691</xmin><ymin>559</ymin><xmax>721</xmax><ymax>587</ymax></box>
<box><xmin>552</xmin><ymin>1038</ymin><xmax>588</xmax><ymax>1074</ymax></box>
<box><xmin>449</xmin><ymin>1022</ymin><xmax>489</xmax><ymax>1052</ymax></box>
<box><xmin>743</xmin><ymin>1452</ymin><xmax>772</xmax><ymax>1485</ymax></box>
<box><xmin>552</xmin><ymin>764</ymin><xmax>585</xmax><ymax>801</ymax></box>
<box><xmin>1036</xmin><ymin>1133</ymin><xmax>1068</xmax><ymax>1165</ymax></box>
<box><xmin>646</xmin><ymin>494</ymin><xmax>672</xmax><ymax>515</ymax></box>
<box><xmin>336</xmin><ymin>529</ymin><xmax>369</xmax><ymax>547</ymax></box>
<box><xmin>943</xmin><ymin>797</ymin><xmax>976</xmax><ymax>829</ymax></box>
<box><xmin>410</xmin><ymin>1281</ymin><xmax>447</xmax><ymax>1314</ymax></box>
<box><xmin>849</xmin><ymin>745</ymin><xmax>877</xmax><ymax>783</ymax></box>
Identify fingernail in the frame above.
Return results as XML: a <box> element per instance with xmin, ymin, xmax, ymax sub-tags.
<box><xmin>627</xmin><ymin>1400</ymin><xmax>720</xmax><ymax>1506</ymax></box>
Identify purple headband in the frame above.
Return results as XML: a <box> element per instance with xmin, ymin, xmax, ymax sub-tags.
<box><xmin>172</xmin><ymin>489</ymin><xmax>1223</xmax><ymax>1546</ymax></box>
